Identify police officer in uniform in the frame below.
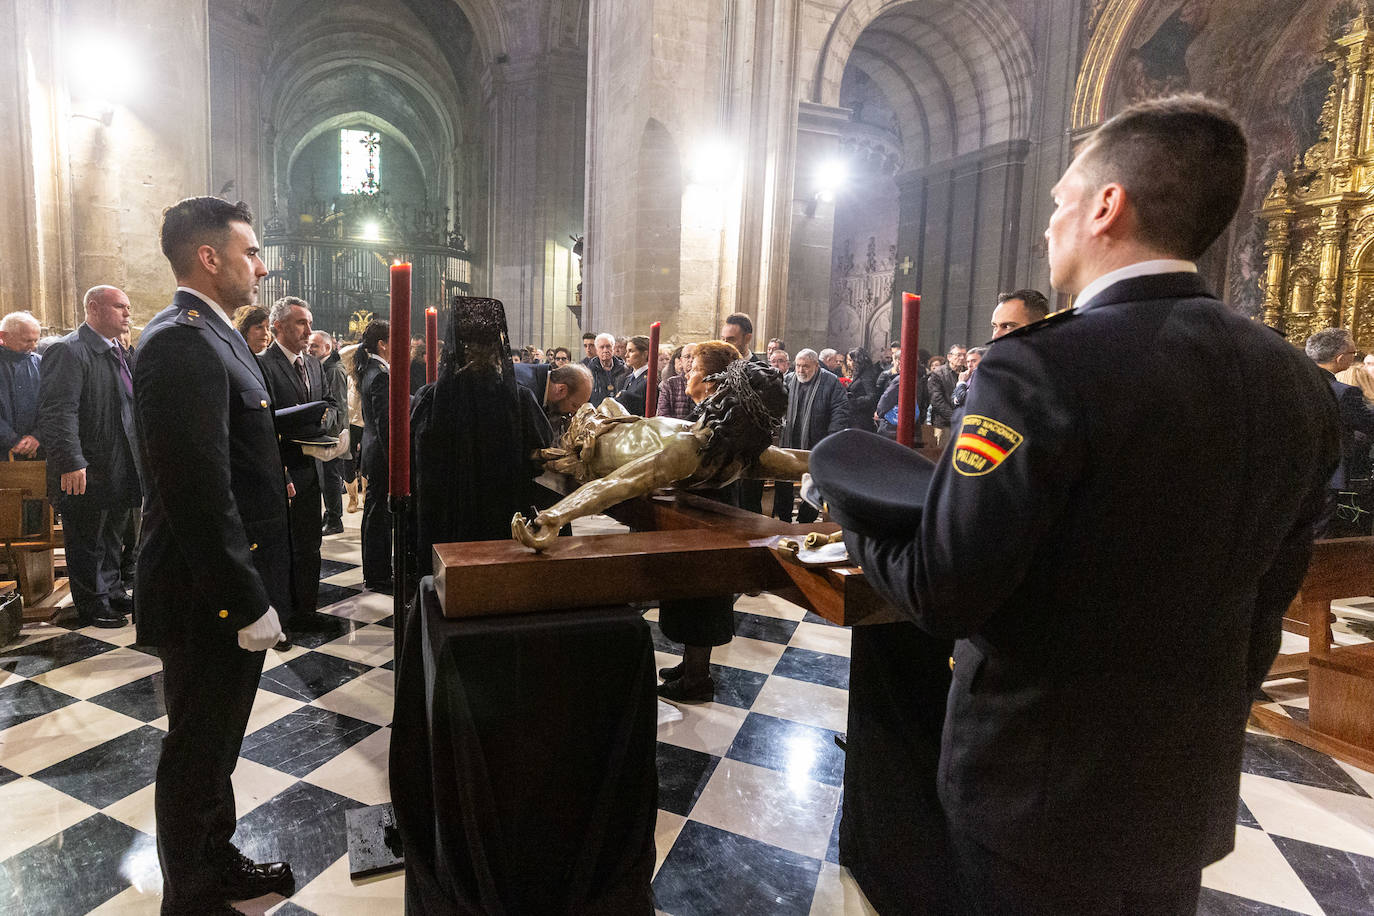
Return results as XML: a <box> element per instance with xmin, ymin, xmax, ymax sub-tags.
<box><xmin>136</xmin><ymin>197</ymin><xmax>295</xmax><ymax>915</ymax></box>
<box><xmin>832</xmin><ymin>96</ymin><xmax>1340</xmax><ymax>913</ymax></box>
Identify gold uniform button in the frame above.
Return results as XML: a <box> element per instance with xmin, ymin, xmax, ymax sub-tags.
<box><xmin>250</xmin><ymin>543</ymin><xmax>258</xmax><ymax>551</ymax></box>
<box><xmin>948</xmin><ymin>656</ymin><xmax>955</xmax><ymax>671</ymax></box>
<box><xmin>260</xmin><ymin>399</ymin><xmax>268</xmax><ymax>408</ymax></box>
<box><xmin>219</xmin><ymin>609</ymin><xmax>229</xmax><ymax>619</ymax></box>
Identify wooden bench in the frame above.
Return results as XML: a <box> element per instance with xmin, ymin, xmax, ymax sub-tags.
<box><xmin>1251</xmin><ymin>536</ymin><xmax>1374</xmax><ymax>770</ymax></box>
<box><xmin>0</xmin><ymin>460</ymin><xmax>66</xmax><ymax>620</ymax></box>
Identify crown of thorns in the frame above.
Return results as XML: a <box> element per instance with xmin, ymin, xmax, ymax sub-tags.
<box><xmin>707</xmin><ymin>359</ymin><xmax>782</xmax><ymax>436</ymax></box>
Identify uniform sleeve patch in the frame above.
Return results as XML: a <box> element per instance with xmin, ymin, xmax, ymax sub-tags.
<box><xmin>952</xmin><ymin>414</ymin><xmax>1024</xmax><ymax>477</ymax></box>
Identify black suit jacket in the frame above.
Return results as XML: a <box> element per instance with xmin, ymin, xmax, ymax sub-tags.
<box><xmin>258</xmin><ymin>344</ymin><xmax>338</xmax><ymax>471</ymax></box>
<box><xmin>513</xmin><ymin>361</ymin><xmax>551</xmax><ymax>409</ymax></box>
<box><xmin>615</xmin><ymin>369</ymin><xmax>649</xmax><ymax>416</ymax></box>
<box><xmin>1324</xmin><ymin>370</ymin><xmax>1374</xmax><ymax>488</ymax></box>
<box><xmin>133</xmin><ymin>291</ymin><xmax>292</xmax><ymax>645</ymax></box>
<box><xmin>926</xmin><ymin>364</ymin><xmax>958</xmax><ymax>428</ymax></box>
<box><xmin>851</xmin><ymin>272</ymin><xmax>1340</xmax><ymax>885</ymax></box>
<box><xmin>37</xmin><ymin>323</ymin><xmax>142</xmax><ymax>508</ymax></box>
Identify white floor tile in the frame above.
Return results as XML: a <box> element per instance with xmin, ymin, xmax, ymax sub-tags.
<box><xmin>787</xmin><ymin>621</ymin><xmax>851</xmax><ymax>658</ymax></box>
<box><xmin>322</xmin><ymin>567</ymin><xmax>367</xmax><ymax>588</ymax></box>
<box><xmin>315</xmin><ymin>590</ymin><xmax>394</xmax><ymax>623</ymax></box>
<box><xmin>102</xmin><ymin>782</ymin><xmax>157</xmax><ymax>835</ymax></box>
<box><xmin>313</xmin><ymin>667</ymin><xmax>394</xmax><ymax>727</ymax></box>
<box><xmin>315</xmin><ymin>624</ymin><xmax>395</xmax><ymax>667</ymax></box>
<box><xmin>0</xmin><ymin>776</ymin><xmax>99</xmax><ymax>860</ymax></box>
<box><xmin>710</xmin><ymin>636</ymin><xmax>786</xmax><ymax>675</ymax></box>
<box><xmin>303</xmin><ymin>726</ymin><xmax>392</xmax><ymax>806</ymax></box>
<box><xmin>1201</xmin><ymin>825</ymin><xmax>1323</xmax><ymax>915</ymax></box>
<box><xmin>654</xmin><ymin>809</ymin><xmax>687</xmax><ymax>878</ymax></box>
<box><xmin>243</xmin><ymin>689</ymin><xmax>308</xmax><ymax>737</ymax></box>
<box><xmin>0</xmin><ymin>701</ymin><xmax>141</xmax><ymax>774</ymax></box>
<box><xmin>735</xmin><ymin>592</ymin><xmax>809</xmax><ymax>622</ymax></box>
<box><xmin>750</xmin><ymin>676</ymin><xmax>849</xmax><ymax>733</ymax></box>
<box><xmin>689</xmin><ymin>757</ymin><xmax>841</xmax><ymax>860</ymax></box>
<box><xmin>87</xmin><ymin>884</ymin><xmax>163</xmax><ymax>915</ymax></box>
<box><xmin>656</xmin><ymin>702</ymin><xmax>749</xmax><ymax>757</ymax></box>
<box><xmin>30</xmin><ymin>647</ymin><xmax>161</xmax><ymax>699</ymax></box>
<box><xmin>1240</xmin><ymin>772</ymin><xmax>1374</xmax><ymax>858</ymax></box>
<box><xmin>231</xmin><ymin>757</ymin><xmax>300</xmax><ymax>819</ymax></box>
<box><xmin>810</xmin><ymin>862</ymin><xmax>881</xmax><ymax>916</ymax></box>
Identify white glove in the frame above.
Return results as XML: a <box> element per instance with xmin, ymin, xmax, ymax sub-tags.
<box><xmin>237</xmin><ymin>606</ymin><xmax>283</xmax><ymax>651</ymax></box>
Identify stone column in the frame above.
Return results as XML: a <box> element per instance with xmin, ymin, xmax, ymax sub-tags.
<box><xmin>783</xmin><ymin>102</ymin><xmax>847</xmax><ymax>351</ymax></box>
<box><xmin>208</xmin><ymin>3</ymin><xmax>268</xmax><ymax>220</ymax></box>
<box><xmin>1316</xmin><ymin>206</ymin><xmax>1346</xmax><ymax>328</ymax></box>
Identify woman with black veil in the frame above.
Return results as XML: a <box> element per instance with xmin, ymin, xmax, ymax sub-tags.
<box><xmin>410</xmin><ymin>295</ymin><xmax>551</xmax><ymax>589</ymax></box>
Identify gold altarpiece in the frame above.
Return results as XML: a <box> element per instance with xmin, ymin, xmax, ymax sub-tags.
<box><xmin>1261</xmin><ymin>15</ymin><xmax>1374</xmax><ymax>351</ymax></box>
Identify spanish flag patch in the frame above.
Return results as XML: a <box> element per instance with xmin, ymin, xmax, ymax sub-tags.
<box><xmin>952</xmin><ymin>414</ymin><xmax>1023</xmax><ymax>477</ymax></box>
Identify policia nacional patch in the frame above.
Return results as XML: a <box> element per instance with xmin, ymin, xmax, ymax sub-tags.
<box><xmin>952</xmin><ymin>414</ymin><xmax>1023</xmax><ymax>477</ymax></box>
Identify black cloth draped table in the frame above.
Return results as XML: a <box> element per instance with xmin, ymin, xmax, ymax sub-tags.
<box><xmin>390</xmin><ymin>578</ymin><xmax>657</xmax><ymax>915</ymax></box>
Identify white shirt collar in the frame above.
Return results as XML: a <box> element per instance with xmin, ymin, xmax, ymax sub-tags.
<box><xmin>1072</xmin><ymin>259</ymin><xmax>1198</xmax><ymax>312</ymax></box>
<box><xmin>176</xmin><ymin>286</ymin><xmax>234</xmax><ymax>329</ymax></box>
<box><xmin>632</xmin><ymin>364</ymin><xmax>648</xmax><ymax>378</ymax></box>
<box><xmin>371</xmin><ymin>352</ymin><xmax>390</xmax><ymax>370</ymax></box>
<box><xmin>274</xmin><ymin>338</ymin><xmax>305</xmax><ymax>363</ymax></box>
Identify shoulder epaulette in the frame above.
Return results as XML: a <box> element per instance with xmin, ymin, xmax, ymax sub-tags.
<box><xmin>174</xmin><ymin>307</ymin><xmax>207</xmax><ymax>328</ymax></box>
<box><xmin>996</xmin><ymin>307</ymin><xmax>1077</xmax><ymax>341</ymax></box>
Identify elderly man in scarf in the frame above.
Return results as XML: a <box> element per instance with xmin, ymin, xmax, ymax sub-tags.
<box><xmin>772</xmin><ymin>348</ymin><xmax>850</xmax><ymax>523</ymax></box>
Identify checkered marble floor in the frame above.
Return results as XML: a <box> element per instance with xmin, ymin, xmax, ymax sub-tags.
<box><xmin>1</xmin><ymin>511</ymin><xmax>1373</xmax><ymax>915</ymax></box>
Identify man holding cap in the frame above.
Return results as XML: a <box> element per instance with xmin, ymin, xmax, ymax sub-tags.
<box><xmin>833</xmin><ymin>96</ymin><xmax>1338</xmax><ymax>912</ymax></box>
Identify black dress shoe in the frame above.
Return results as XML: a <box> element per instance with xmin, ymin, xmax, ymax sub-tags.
<box><xmin>657</xmin><ymin>675</ymin><xmax>715</xmax><ymax>703</ymax></box>
<box><xmin>109</xmin><ymin>593</ymin><xmax>134</xmax><ymax>615</ymax></box>
<box><xmin>273</xmin><ymin>634</ymin><xmax>293</xmax><ymax>652</ymax></box>
<box><xmin>219</xmin><ymin>851</ymin><xmax>295</xmax><ymax>900</ymax></box>
<box><xmin>321</xmin><ymin>521</ymin><xmax>344</xmax><ymax>536</ymax></box>
<box><xmin>80</xmin><ymin>608</ymin><xmax>127</xmax><ymax>629</ymax></box>
<box><xmin>658</xmin><ymin>662</ymin><xmax>684</xmax><ymax>681</ymax></box>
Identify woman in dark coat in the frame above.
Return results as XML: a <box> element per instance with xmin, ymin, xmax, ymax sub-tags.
<box><xmin>845</xmin><ymin>346</ymin><xmax>880</xmax><ymax>433</ymax></box>
<box><xmin>354</xmin><ymin>319</ymin><xmax>393</xmax><ymax>592</ymax></box>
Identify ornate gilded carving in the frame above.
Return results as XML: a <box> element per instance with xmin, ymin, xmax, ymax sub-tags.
<box><xmin>1259</xmin><ymin>14</ymin><xmax>1374</xmax><ymax>351</ymax></box>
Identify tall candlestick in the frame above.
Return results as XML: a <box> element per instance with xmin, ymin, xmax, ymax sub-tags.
<box><xmin>424</xmin><ymin>307</ymin><xmax>438</xmax><ymax>384</ymax></box>
<box><xmin>645</xmin><ymin>321</ymin><xmax>661</xmax><ymax>416</ymax></box>
<box><xmin>389</xmin><ymin>262</ymin><xmax>412</xmax><ymax>496</ymax></box>
<box><xmin>896</xmin><ymin>293</ymin><xmax>921</xmax><ymax>449</ymax></box>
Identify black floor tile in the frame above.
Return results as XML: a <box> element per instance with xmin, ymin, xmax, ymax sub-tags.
<box><xmin>259</xmin><ymin>651</ymin><xmax>373</xmax><ymax>701</ymax></box>
<box><xmin>1280</xmin><ymin>704</ymin><xmax>1310</xmax><ymax>724</ymax></box>
<box><xmin>647</xmin><ymin>619</ymin><xmax>677</xmax><ymax>654</ymax></box>
<box><xmin>1196</xmin><ymin>888</ymin><xmax>1308</xmax><ymax>915</ymax></box>
<box><xmin>771</xmin><ymin>646</ymin><xmax>850</xmax><ymax>691</ymax></box>
<box><xmin>0</xmin><ymin>631</ymin><xmax>117</xmax><ymax>678</ymax></box>
<box><xmin>315</xmin><ymin>583</ymin><xmax>363</xmax><ymax>612</ymax></box>
<box><xmin>826</xmin><ymin>792</ymin><xmax>842</xmax><ymax>865</ymax></box>
<box><xmin>1236</xmin><ymin>797</ymin><xmax>1261</xmax><ymax>830</ymax></box>
<box><xmin>271</xmin><ymin>902</ymin><xmax>320</xmax><ymax>916</ymax></box>
<box><xmin>708</xmin><ymin>663</ymin><xmax>769</xmax><ymax>710</ymax></box>
<box><xmin>1271</xmin><ymin>834</ymin><xmax>1374</xmax><ymax>916</ymax></box>
<box><xmin>87</xmin><ymin>671</ymin><xmax>166</xmax><ymax>722</ymax></box>
<box><xmin>285</xmin><ymin>612</ymin><xmax>366</xmax><ymax>650</ymax></box>
<box><xmin>652</xmin><ymin>820</ymin><xmax>821</xmax><ymax>916</ymax></box>
<box><xmin>0</xmin><ymin>679</ymin><xmax>78</xmax><ymax>730</ymax></box>
<box><xmin>233</xmin><ymin>780</ymin><xmax>363</xmax><ymax>891</ymax></box>
<box><xmin>802</xmin><ymin>611</ymin><xmax>840</xmax><ymax>628</ymax></box>
<box><xmin>240</xmin><ymin>706</ymin><xmax>379</xmax><ymax>777</ymax></box>
<box><xmin>31</xmin><ymin>725</ymin><xmax>165</xmax><ymax>809</ymax></box>
<box><xmin>0</xmin><ymin>764</ymin><xmax>19</xmax><ymax>788</ymax></box>
<box><xmin>374</xmin><ymin>615</ymin><xmax>394</xmax><ymax>628</ymax></box>
<box><xmin>733</xmin><ymin>611</ymin><xmax>799</xmax><ymax>645</ymax></box>
<box><xmin>0</xmin><ymin>813</ymin><xmax>148</xmax><ymax>916</ymax></box>
<box><xmin>1242</xmin><ymin>732</ymin><xmax>1370</xmax><ymax>797</ymax></box>
<box><xmin>656</xmin><ymin>742</ymin><xmax>720</xmax><ymax>817</ymax></box>
<box><xmin>318</xmin><ymin>558</ymin><xmax>360</xmax><ymax>578</ymax></box>
<box><xmin>726</xmin><ymin>712</ymin><xmax>846</xmax><ymax>787</ymax></box>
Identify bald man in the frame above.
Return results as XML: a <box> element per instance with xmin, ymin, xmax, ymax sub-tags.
<box><xmin>38</xmin><ymin>286</ymin><xmax>143</xmax><ymax>628</ymax></box>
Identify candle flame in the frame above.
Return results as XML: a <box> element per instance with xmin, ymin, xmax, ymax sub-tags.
<box><xmin>426</xmin><ymin>307</ymin><xmax>437</xmax><ymax>314</ymax></box>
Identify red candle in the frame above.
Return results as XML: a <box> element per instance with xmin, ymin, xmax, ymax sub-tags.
<box><xmin>389</xmin><ymin>262</ymin><xmax>412</xmax><ymax>496</ymax></box>
<box><xmin>896</xmin><ymin>293</ymin><xmax>921</xmax><ymax>449</ymax></box>
<box><xmin>424</xmin><ymin>307</ymin><xmax>438</xmax><ymax>384</ymax></box>
<box><xmin>644</xmin><ymin>321</ymin><xmax>661</xmax><ymax>416</ymax></box>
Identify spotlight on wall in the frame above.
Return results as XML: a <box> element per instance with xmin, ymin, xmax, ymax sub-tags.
<box><xmin>687</xmin><ymin>139</ymin><xmax>735</xmax><ymax>187</ymax></box>
<box><xmin>66</xmin><ymin>34</ymin><xmax>140</xmax><ymax>114</ymax></box>
<box><xmin>361</xmin><ymin>221</ymin><xmax>381</xmax><ymax>242</ymax></box>
<box><xmin>814</xmin><ymin>158</ymin><xmax>849</xmax><ymax>203</ymax></box>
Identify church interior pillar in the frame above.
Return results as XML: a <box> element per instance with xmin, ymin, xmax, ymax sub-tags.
<box><xmin>784</xmin><ymin>102</ymin><xmax>848</xmax><ymax>354</ymax></box>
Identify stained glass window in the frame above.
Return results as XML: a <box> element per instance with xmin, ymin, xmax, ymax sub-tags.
<box><xmin>340</xmin><ymin>129</ymin><xmax>381</xmax><ymax>195</ymax></box>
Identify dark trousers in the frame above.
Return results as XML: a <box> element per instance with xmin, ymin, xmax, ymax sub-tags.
<box><xmin>361</xmin><ymin>475</ymin><xmax>392</xmax><ymax>586</ymax></box>
<box><xmin>286</xmin><ymin>463</ymin><xmax>322</xmax><ymax>622</ymax></box>
<box><xmin>770</xmin><ymin>482</ymin><xmax>818</xmax><ymax>524</ymax></box>
<box><xmin>319</xmin><ymin>457</ymin><xmax>344</xmax><ymax>527</ymax></box>
<box><xmin>119</xmin><ymin>508</ymin><xmax>140</xmax><ymax>591</ymax></box>
<box><xmin>950</xmin><ymin>830</ymin><xmax>1201</xmax><ymax>916</ymax></box>
<box><xmin>156</xmin><ymin>637</ymin><xmax>265</xmax><ymax>912</ymax></box>
<box><xmin>61</xmin><ymin>501</ymin><xmax>130</xmax><ymax>616</ymax></box>
<box><xmin>737</xmin><ymin>478</ymin><xmax>764</xmax><ymax>514</ymax></box>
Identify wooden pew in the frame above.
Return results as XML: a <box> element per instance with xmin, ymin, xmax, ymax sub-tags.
<box><xmin>0</xmin><ymin>460</ymin><xmax>65</xmax><ymax>620</ymax></box>
<box><xmin>1251</xmin><ymin>536</ymin><xmax>1374</xmax><ymax>770</ymax></box>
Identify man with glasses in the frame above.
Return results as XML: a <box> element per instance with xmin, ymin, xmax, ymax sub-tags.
<box><xmin>1308</xmin><ymin>327</ymin><xmax>1374</xmax><ymax>536</ymax></box>
<box><xmin>550</xmin><ymin>347</ymin><xmax>572</xmax><ymax>365</ymax></box>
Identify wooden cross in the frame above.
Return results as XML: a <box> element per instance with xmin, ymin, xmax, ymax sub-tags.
<box><xmin>899</xmin><ymin>256</ymin><xmax>914</xmax><ymax>276</ymax></box>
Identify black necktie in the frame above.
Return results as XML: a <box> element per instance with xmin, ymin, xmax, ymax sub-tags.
<box><xmin>295</xmin><ymin>355</ymin><xmax>309</xmax><ymax>396</ymax></box>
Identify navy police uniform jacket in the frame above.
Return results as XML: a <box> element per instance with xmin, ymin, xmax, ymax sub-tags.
<box><xmin>1323</xmin><ymin>370</ymin><xmax>1374</xmax><ymax>488</ymax></box>
<box><xmin>133</xmin><ymin>291</ymin><xmax>292</xmax><ymax>645</ymax></box>
<box><xmin>850</xmin><ymin>272</ymin><xmax>1340</xmax><ymax>886</ymax></box>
